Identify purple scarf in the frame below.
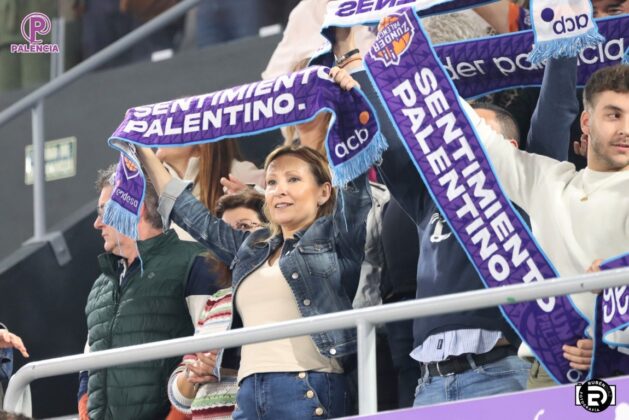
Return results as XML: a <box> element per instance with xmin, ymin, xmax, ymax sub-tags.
<box><xmin>313</xmin><ymin>15</ymin><xmax>629</xmax><ymax>99</ymax></box>
<box><xmin>323</xmin><ymin>0</ymin><xmax>499</xmax><ymax>27</ymax></box>
<box><xmin>593</xmin><ymin>255</ymin><xmax>629</xmax><ymax>378</ymax></box>
<box><xmin>105</xmin><ymin>66</ymin><xmax>385</xmax><ymax>239</ymax></box>
<box><xmin>363</xmin><ymin>7</ymin><xmax>605</xmax><ymax>384</ymax></box>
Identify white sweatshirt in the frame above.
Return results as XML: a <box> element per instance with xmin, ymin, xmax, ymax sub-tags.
<box><xmin>461</xmin><ymin>101</ymin><xmax>629</xmax><ymax>357</ymax></box>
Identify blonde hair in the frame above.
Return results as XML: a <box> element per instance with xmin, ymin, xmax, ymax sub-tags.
<box><xmin>262</xmin><ymin>145</ymin><xmax>336</xmax><ymax>239</ymax></box>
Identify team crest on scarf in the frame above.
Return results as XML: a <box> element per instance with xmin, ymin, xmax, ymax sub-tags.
<box><xmin>122</xmin><ymin>156</ymin><xmax>140</xmax><ymax>180</ymax></box>
<box><xmin>370</xmin><ymin>13</ymin><xmax>414</xmax><ymax>67</ymax></box>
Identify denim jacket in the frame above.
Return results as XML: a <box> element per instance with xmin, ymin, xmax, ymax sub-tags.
<box><xmin>159</xmin><ymin>173</ymin><xmax>372</xmax><ymax>358</ymax></box>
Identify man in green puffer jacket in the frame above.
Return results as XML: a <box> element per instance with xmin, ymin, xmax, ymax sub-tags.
<box><xmin>78</xmin><ymin>165</ymin><xmax>212</xmax><ymax>420</ymax></box>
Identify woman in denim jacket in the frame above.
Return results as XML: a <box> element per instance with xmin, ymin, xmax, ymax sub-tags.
<box><xmin>138</xmin><ymin>142</ymin><xmax>371</xmax><ymax>419</ymax></box>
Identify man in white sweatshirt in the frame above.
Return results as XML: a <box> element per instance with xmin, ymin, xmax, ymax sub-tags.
<box><xmin>461</xmin><ymin>64</ymin><xmax>629</xmax><ymax>388</ymax></box>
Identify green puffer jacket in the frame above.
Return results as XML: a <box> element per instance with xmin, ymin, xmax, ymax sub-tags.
<box><xmin>85</xmin><ymin>230</ymin><xmax>203</xmax><ymax>420</ymax></box>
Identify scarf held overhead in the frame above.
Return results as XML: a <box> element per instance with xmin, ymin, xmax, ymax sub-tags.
<box><xmin>323</xmin><ymin>0</ymin><xmax>499</xmax><ymax>27</ymax></box>
<box><xmin>435</xmin><ymin>15</ymin><xmax>627</xmax><ymax>99</ymax></box>
<box><xmin>528</xmin><ymin>0</ymin><xmax>605</xmax><ymax>64</ymax></box>
<box><xmin>105</xmin><ymin>66</ymin><xmax>385</xmax><ymax>239</ymax></box>
<box><xmin>364</xmin><ymin>7</ymin><xmax>593</xmax><ymax>384</ymax></box>
<box><xmin>312</xmin><ymin>13</ymin><xmax>628</xmax><ymax>99</ymax></box>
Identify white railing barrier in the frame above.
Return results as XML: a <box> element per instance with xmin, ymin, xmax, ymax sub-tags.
<box><xmin>5</xmin><ymin>267</ymin><xmax>629</xmax><ymax>415</ymax></box>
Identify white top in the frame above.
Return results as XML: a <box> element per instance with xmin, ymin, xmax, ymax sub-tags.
<box><xmin>262</xmin><ymin>0</ymin><xmax>376</xmax><ymax>79</ymax></box>
<box><xmin>461</xmin><ymin>100</ymin><xmax>629</xmax><ymax>357</ymax></box>
<box><xmin>235</xmin><ymin>258</ymin><xmax>342</xmax><ymax>382</ymax></box>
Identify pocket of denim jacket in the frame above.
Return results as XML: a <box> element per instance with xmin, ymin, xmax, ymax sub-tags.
<box><xmin>298</xmin><ymin>241</ymin><xmax>337</xmax><ymax>277</ymax></box>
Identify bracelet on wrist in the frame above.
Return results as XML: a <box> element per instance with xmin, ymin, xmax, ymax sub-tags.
<box><xmin>339</xmin><ymin>56</ymin><xmax>362</xmax><ymax>68</ymax></box>
<box><xmin>335</xmin><ymin>48</ymin><xmax>360</xmax><ymax>66</ymax></box>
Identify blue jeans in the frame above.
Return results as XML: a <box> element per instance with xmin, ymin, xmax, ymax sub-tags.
<box><xmin>413</xmin><ymin>355</ymin><xmax>530</xmax><ymax>406</ymax></box>
<box><xmin>233</xmin><ymin>372</ymin><xmax>347</xmax><ymax>419</ymax></box>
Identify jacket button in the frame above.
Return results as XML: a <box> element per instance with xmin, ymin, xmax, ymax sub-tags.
<box><xmin>298</xmin><ymin>372</ymin><xmax>306</xmax><ymax>379</ymax></box>
<box><xmin>303</xmin><ymin>299</ymin><xmax>311</xmax><ymax>306</ymax></box>
<box><xmin>306</xmin><ymin>390</ymin><xmax>315</xmax><ymax>399</ymax></box>
<box><xmin>315</xmin><ymin>407</ymin><xmax>324</xmax><ymax>416</ymax></box>
<box><xmin>329</xmin><ymin>348</ymin><xmax>337</xmax><ymax>355</ymax></box>
<box><xmin>291</xmin><ymin>272</ymin><xmax>299</xmax><ymax>279</ymax></box>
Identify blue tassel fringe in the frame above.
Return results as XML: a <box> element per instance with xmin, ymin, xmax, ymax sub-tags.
<box><xmin>528</xmin><ymin>27</ymin><xmax>606</xmax><ymax>65</ymax></box>
<box><xmin>331</xmin><ymin>131</ymin><xmax>388</xmax><ymax>188</ymax></box>
<box><xmin>103</xmin><ymin>199</ymin><xmax>140</xmax><ymax>240</ymax></box>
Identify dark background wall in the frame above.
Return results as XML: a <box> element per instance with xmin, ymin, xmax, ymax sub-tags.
<box><xmin>0</xmin><ymin>202</ymin><xmax>100</xmax><ymax>418</ymax></box>
<box><xmin>0</xmin><ymin>34</ymin><xmax>282</xmax><ymax>261</ymax></box>
<box><xmin>0</xmin><ymin>35</ymin><xmax>281</xmax><ymax>418</ymax></box>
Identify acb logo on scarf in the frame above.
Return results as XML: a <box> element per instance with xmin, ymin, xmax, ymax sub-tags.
<box><xmin>370</xmin><ymin>13</ymin><xmax>414</xmax><ymax>67</ymax></box>
<box><xmin>541</xmin><ymin>8</ymin><xmax>589</xmax><ymax>35</ymax></box>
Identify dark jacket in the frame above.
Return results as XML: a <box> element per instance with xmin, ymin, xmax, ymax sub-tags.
<box><xmin>85</xmin><ymin>230</ymin><xmax>203</xmax><ymax>420</ymax></box>
<box><xmin>354</xmin><ymin>57</ymin><xmax>577</xmax><ymax>347</ymax></box>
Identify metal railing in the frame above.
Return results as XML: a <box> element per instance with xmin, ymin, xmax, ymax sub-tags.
<box><xmin>5</xmin><ymin>267</ymin><xmax>629</xmax><ymax>415</ymax></box>
<box><xmin>0</xmin><ymin>0</ymin><xmax>202</xmax><ymax>243</ymax></box>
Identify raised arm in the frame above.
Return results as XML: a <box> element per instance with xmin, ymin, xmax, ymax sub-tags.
<box><xmin>332</xmin><ymin>27</ymin><xmax>427</xmax><ymax>225</ymax></box>
<box><xmin>137</xmin><ymin>147</ymin><xmax>248</xmax><ymax>264</ymax></box>
<box><xmin>473</xmin><ymin>0</ymin><xmax>512</xmax><ymax>34</ymax></box>
<box><xmin>461</xmin><ymin>100</ymin><xmax>564</xmax><ymax>211</ymax></box>
<box><xmin>333</xmin><ymin>172</ymin><xmax>372</xmax><ymax>299</ymax></box>
<box><xmin>0</xmin><ymin>323</ymin><xmax>28</xmax><ymax>358</ymax></box>
<box><xmin>526</xmin><ymin>57</ymin><xmax>579</xmax><ymax>161</ymax></box>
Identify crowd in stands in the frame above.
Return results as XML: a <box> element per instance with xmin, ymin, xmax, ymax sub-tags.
<box><xmin>0</xmin><ymin>0</ymin><xmax>300</xmax><ymax>93</ymax></box>
<box><xmin>1</xmin><ymin>0</ymin><xmax>628</xmax><ymax>419</ymax></box>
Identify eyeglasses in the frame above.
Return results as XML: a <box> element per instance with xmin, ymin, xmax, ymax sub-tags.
<box><xmin>233</xmin><ymin>220</ymin><xmax>261</xmax><ymax>231</ymax></box>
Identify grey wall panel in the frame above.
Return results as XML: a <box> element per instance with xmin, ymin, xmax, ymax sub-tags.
<box><xmin>0</xmin><ymin>34</ymin><xmax>282</xmax><ymax>260</ymax></box>
<box><xmin>0</xmin><ymin>202</ymin><xmax>101</xmax><ymax>418</ymax></box>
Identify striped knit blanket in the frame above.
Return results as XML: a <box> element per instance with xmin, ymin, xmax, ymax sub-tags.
<box><xmin>168</xmin><ymin>288</ymin><xmax>237</xmax><ymax>419</ymax></box>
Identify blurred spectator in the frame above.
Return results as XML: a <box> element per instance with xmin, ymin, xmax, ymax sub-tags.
<box><xmin>592</xmin><ymin>0</ymin><xmax>627</xmax><ymax>17</ymax></box>
<box><xmin>0</xmin><ymin>411</ymin><xmax>32</xmax><ymax>420</ymax></box>
<box><xmin>259</xmin><ymin>0</ymin><xmax>301</xmax><ymax>28</ymax></box>
<box><xmin>422</xmin><ymin>9</ymin><xmax>492</xmax><ymax>43</ymax></box>
<box><xmin>195</xmin><ymin>0</ymin><xmax>261</xmax><ymax>47</ymax></box>
<box><xmin>80</xmin><ymin>0</ymin><xmax>183</xmax><ymax>69</ymax></box>
<box><xmin>262</xmin><ymin>0</ymin><xmax>376</xmax><ymax>79</ymax></box>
